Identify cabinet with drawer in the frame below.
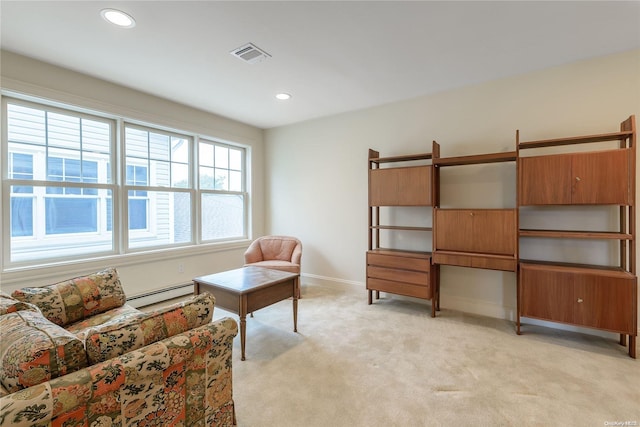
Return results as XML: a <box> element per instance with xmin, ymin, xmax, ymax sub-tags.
<box><xmin>367</xmin><ymin>249</ymin><xmax>435</xmax><ymax>315</ymax></box>
<box><xmin>433</xmin><ymin>208</ymin><xmax>517</xmax><ymax>272</ymax></box>
<box><xmin>367</xmin><ymin>145</ymin><xmax>439</xmax><ymax>316</ymax></box>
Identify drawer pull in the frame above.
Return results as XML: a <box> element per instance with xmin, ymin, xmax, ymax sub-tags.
<box><xmin>577</xmin><ymin>298</ymin><xmax>584</xmax><ymax>303</ymax></box>
<box><xmin>575</xmin><ymin>176</ymin><xmax>581</xmax><ymax>181</ymax></box>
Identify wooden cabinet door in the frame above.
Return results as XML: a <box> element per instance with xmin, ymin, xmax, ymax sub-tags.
<box><xmin>398</xmin><ymin>166</ymin><xmax>431</xmax><ymax>205</ymax></box>
<box><xmin>520</xmin><ymin>264</ymin><xmax>637</xmax><ymax>334</ymax></box>
<box><xmin>520</xmin><ymin>266</ymin><xmax>575</xmax><ymax>324</ymax></box>
<box><xmin>435</xmin><ymin>209</ymin><xmax>474</xmax><ymax>252</ymax></box>
<box><xmin>369</xmin><ymin>166</ymin><xmax>431</xmax><ymax>206</ymax></box>
<box><xmin>436</xmin><ymin>209</ymin><xmax>515</xmax><ymax>255</ymax></box>
<box><xmin>369</xmin><ymin>168</ymin><xmax>398</xmax><ymax>205</ymax></box>
<box><xmin>519</xmin><ymin>155</ymin><xmax>572</xmax><ymax>205</ymax></box>
<box><xmin>571</xmin><ymin>149</ymin><xmax>630</xmax><ymax>205</ymax></box>
<box><xmin>472</xmin><ymin>210</ymin><xmax>516</xmax><ymax>255</ymax></box>
<box><xmin>519</xmin><ymin>150</ymin><xmax>631</xmax><ymax>206</ymax></box>
<box><xmin>573</xmin><ymin>273</ymin><xmax>636</xmax><ymax>333</ymax></box>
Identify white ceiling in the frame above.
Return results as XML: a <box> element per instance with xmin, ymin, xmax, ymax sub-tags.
<box><xmin>2</xmin><ymin>1</ymin><xmax>639</xmax><ymax>129</ymax></box>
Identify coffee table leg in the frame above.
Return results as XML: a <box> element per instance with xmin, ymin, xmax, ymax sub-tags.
<box><xmin>240</xmin><ymin>314</ymin><xmax>246</xmax><ymax>360</ymax></box>
<box><xmin>240</xmin><ymin>295</ymin><xmax>247</xmax><ymax>361</ymax></box>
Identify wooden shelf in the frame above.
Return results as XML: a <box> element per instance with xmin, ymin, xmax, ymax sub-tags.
<box><xmin>519</xmin><ymin>229</ymin><xmax>633</xmax><ymax>240</ymax></box>
<box><xmin>519</xmin><ymin>260</ymin><xmax>636</xmax><ymax>276</ymax></box>
<box><xmin>371</xmin><ymin>225</ymin><xmax>432</xmax><ymax>232</ymax></box>
<box><xmin>434</xmin><ymin>151</ymin><xmax>516</xmax><ymax>167</ymax></box>
<box><xmin>368</xmin><ymin>248</ymin><xmax>432</xmax><ymax>257</ymax></box>
<box><xmin>519</xmin><ymin>130</ymin><xmax>633</xmax><ymax>149</ymax></box>
<box><xmin>369</xmin><ymin>153</ymin><xmax>433</xmax><ymax>164</ymax></box>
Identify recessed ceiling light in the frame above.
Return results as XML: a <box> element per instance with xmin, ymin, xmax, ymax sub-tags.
<box><xmin>101</xmin><ymin>9</ymin><xmax>136</xmax><ymax>28</ymax></box>
<box><xmin>276</xmin><ymin>93</ymin><xmax>292</xmax><ymax>100</ymax></box>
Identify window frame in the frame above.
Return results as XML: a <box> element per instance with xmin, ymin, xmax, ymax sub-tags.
<box><xmin>198</xmin><ymin>138</ymin><xmax>248</xmax><ymax>243</ymax></box>
<box><xmin>1</xmin><ymin>95</ymin><xmax>250</xmax><ymax>270</ymax></box>
<box><xmin>123</xmin><ymin>122</ymin><xmax>195</xmax><ymax>251</ymax></box>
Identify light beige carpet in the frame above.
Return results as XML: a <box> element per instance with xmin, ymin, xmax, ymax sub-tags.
<box><xmin>206</xmin><ymin>281</ymin><xmax>639</xmax><ymax>426</ymax></box>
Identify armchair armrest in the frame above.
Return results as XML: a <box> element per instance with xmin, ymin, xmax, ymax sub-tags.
<box><xmin>291</xmin><ymin>243</ymin><xmax>302</xmax><ymax>266</ymax></box>
<box><xmin>244</xmin><ymin>240</ymin><xmax>264</xmax><ymax>264</ymax></box>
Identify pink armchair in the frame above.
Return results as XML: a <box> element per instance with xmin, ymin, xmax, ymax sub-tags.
<box><xmin>244</xmin><ymin>235</ymin><xmax>302</xmax><ymax>297</ymax></box>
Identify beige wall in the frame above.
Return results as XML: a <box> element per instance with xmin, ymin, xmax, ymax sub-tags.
<box><xmin>0</xmin><ymin>51</ymin><xmax>265</xmax><ymax>298</ymax></box>
<box><xmin>264</xmin><ymin>49</ymin><xmax>640</xmax><ymax>329</ymax></box>
<box><xmin>2</xmin><ymin>48</ymin><xmax>640</xmax><ymax>333</ymax></box>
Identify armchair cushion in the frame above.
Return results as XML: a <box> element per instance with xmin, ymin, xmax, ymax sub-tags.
<box><xmin>246</xmin><ymin>260</ymin><xmax>301</xmax><ymax>274</ymax></box>
<box><xmin>11</xmin><ymin>267</ymin><xmax>126</xmax><ymax>327</ymax></box>
<box><xmin>0</xmin><ymin>311</ymin><xmax>88</xmax><ymax>393</ymax></box>
<box><xmin>244</xmin><ymin>235</ymin><xmax>302</xmax><ymax>266</ymax></box>
<box><xmin>84</xmin><ymin>292</ymin><xmax>215</xmax><ymax>364</ymax></box>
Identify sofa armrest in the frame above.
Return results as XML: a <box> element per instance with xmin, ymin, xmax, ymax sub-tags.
<box><xmin>0</xmin><ymin>317</ymin><xmax>238</xmax><ymax>427</ymax></box>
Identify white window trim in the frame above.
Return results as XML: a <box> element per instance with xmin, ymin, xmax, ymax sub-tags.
<box><xmin>1</xmin><ymin>93</ymin><xmax>251</xmax><ymax>273</ymax></box>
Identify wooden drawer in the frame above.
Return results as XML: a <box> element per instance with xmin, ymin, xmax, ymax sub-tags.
<box><xmin>367</xmin><ymin>252</ymin><xmax>430</xmax><ymax>272</ymax></box>
<box><xmin>432</xmin><ymin>252</ymin><xmax>471</xmax><ymax>268</ymax></box>
<box><xmin>471</xmin><ymin>257</ymin><xmax>517</xmax><ymax>272</ymax></box>
<box><xmin>367</xmin><ymin>277</ymin><xmax>432</xmax><ymax>299</ymax></box>
<box><xmin>433</xmin><ymin>252</ymin><xmax>516</xmax><ymax>272</ymax></box>
<box><xmin>367</xmin><ymin>266</ymin><xmax>429</xmax><ymax>286</ymax></box>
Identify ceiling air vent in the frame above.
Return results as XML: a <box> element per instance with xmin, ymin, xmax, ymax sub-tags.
<box><xmin>230</xmin><ymin>43</ymin><xmax>271</xmax><ymax>64</ymax></box>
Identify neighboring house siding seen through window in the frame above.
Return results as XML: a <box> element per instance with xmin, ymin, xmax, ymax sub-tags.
<box><xmin>2</xmin><ymin>97</ymin><xmax>248</xmax><ymax>268</ymax></box>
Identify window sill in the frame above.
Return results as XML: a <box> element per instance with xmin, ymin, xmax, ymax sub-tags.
<box><xmin>0</xmin><ymin>239</ymin><xmax>251</xmax><ymax>286</ymax></box>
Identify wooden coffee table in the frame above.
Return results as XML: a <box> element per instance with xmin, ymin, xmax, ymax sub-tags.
<box><xmin>193</xmin><ymin>266</ymin><xmax>299</xmax><ymax>360</ymax></box>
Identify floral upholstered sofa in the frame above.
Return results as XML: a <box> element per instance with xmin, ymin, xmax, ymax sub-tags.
<box><xmin>0</xmin><ymin>267</ymin><xmax>238</xmax><ymax>427</ymax></box>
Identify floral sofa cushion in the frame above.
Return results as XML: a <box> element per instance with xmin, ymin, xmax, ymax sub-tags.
<box><xmin>0</xmin><ymin>311</ymin><xmax>88</xmax><ymax>393</ymax></box>
<box><xmin>0</xmin><ymin>292</ymin><xmax>41</xmax><ymax>316</ymax></box>
<box><xmin>85</xmin><ymin>292</ymin><xmax>216</xmax><ymax>364</ymax></box>
<box><xmin>11</xmin><ymin>267</ymin><xmax>126</xmax><ymax>327</ymax></box>
<box><xmin>65</xmin><ymin>304</ymin><xmax>142</xmax><ymax>341</ymax></box>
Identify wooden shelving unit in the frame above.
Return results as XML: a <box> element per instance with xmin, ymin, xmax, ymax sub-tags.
<box><xmin>365</xmin><ymin>115</ymin><xmax>637</xmax><ymax>358</ymax></box>
<box><xmin>432</xmin><ymin>150</ymin><xmax>518</xmax><ymax>272</ymax></box>
<box><xmin>517</xmin><ymin>115</ymin><xmax>637</xmax><ymax>358</ymax></box>
<box><xmin>367</xmin><ymin>142</ymin><xmax>439</xmax><ymax>317</ymax></box>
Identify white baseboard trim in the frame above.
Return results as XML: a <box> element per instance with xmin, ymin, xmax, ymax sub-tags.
<box><xmin>301</xmin><ymin>272</ymin><xmax>363</xmax><ymax>288</ymax></box>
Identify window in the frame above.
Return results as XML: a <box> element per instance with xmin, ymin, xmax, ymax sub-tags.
<box><xmin>5</xmin><ymin>101</ymin><xmax>114</xmax><ymax>263</ymax></box>
<box><xmin>124</xmin><ymin>125</ymin><xmax>192</xmax><ymax>249</ymax></box>
<box><xmin>2</xmin><ymin>97</ymin><xmax>248</xmax><ymax>268</ymax></box>
<box><xmin>199</xmin><ymin>140</ymin><xmax>245</xmax><ymax>240</ymax></box>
